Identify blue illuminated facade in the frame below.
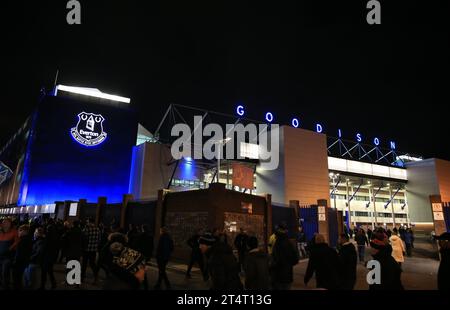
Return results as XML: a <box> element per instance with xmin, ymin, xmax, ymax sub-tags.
<box><xmin>11</xmin><ymin>94</ymin><xmax>138</xmax><ymax>205</ymax></box>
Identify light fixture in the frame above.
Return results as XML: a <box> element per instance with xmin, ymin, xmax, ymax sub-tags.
<box><xmin>55</xmin><ymin>85</ymin><xmax>131</xmax><ymax>103</ymax></box>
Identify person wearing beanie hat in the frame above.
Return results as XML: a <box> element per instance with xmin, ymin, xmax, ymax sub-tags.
<box><xmin>369</xmin><ymin>230</ymin><xmax>403</xmax><ymax>290</ymax></box>
<box><xmin>436</xmin><ymin>232</ymin><xmax>450</xmax><ymax>290</ymax></box>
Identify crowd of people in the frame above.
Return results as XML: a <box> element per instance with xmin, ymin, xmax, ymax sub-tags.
<box><xmin>0</xmin><ymin>215</ymin><xmax>449</xmax><ymax>291</ymax></box>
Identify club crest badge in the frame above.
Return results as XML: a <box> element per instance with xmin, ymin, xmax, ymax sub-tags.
<box><xmin>70</xmin><ymin>112</ymin><xmax>107</xmax><ymax>146</ymax></box>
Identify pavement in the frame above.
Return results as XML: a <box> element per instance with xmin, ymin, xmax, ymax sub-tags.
<box><xmin>44</xmin><ymin>235</ymin><xmax>441</xmax><ymax>290</ymax></box>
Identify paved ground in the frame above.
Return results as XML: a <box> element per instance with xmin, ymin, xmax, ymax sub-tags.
<box><xmin>46</xmin><ymin>235</ymin><xmax>441</xmax><ymax>290</ymax></box>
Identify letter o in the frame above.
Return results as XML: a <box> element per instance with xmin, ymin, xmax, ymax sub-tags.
<box><xmin>265</xmin><ymin>112</ymin><xmax>273</xmax><ymax>123</ymax></box>
<box><xmin>374</xmin><ymin>137</ymin><xmax>380</xmax><ymax>146</ymax></box>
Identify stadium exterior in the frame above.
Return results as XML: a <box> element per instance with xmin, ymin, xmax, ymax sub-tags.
<box><xmin>1</xmin><ymin>85</ymin><xmax>449</xmax><ymax>237</ymax></box>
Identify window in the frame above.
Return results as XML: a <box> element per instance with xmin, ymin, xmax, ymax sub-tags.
<box><xmin>354</xmin><ymin>195</ymin><xmax>370</xmax><ymax>202</ymax></box>
<box><xmin>394</xmin><ymin>214</ymin><xmax>407</xmax><ymax>219</ymax></box>
<box><xmin>355</xmin><ymin>211</ymin><xmax>369</xmax><ymax>217</ymax></box>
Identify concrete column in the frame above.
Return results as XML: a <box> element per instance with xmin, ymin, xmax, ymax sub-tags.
<box><xmin>77</xmin><ymin>199</ymin><xmax>87</xmax><ymax>220</ymax></box>
<box><xmin>96</xmin><ymin>197</ymin><xmax>107</xmax><ymax>226</ymax></box>
<box><xmin>389</xmin><ymin>188</ymin><xmax>396</xmax><ymax>228</ymax></box>
<box><xmin>317</xmin><ymin>199</ymin><xmax>329</xmax><ymax>243</ymax></box>
<box><xmin>372</xmin><ymin>188</ymin><xmax>378</xmax><ymax>228</ymax></box>
<box><xmin>120</xmin><ymin>194</ymin><xmax>133</xmax><ymax>230</ymax></box>
<box><xmin>368</xmin><ymin>187</ymin><xmax>375</xmax><ymax>229</ymax></box>
<box><xmin>346</xmin><ymin>180</ymin><xmax>351</xmax><ymax>229</ymax></box>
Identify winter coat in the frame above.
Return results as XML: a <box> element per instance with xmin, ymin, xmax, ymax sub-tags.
<box><xmin>14</xmin><ymin>234</ymin><xmax>33</xmax><ymax>267</ymax></box>
<box><xmin>234</xmin><ymin>233</ymin><xmax>248</xmax><ymax>253</ymax></box>
<box><xmin>156</xmin><ymin>233</ymin><xmax>174</xmax><ymax>262</ymax></box>
<box><xmin>187</xmin><ymin>234</ymin><xmax>201</xmax><ymax>257</ymax></box>
<box><xmin>389</xmin><ymin>235</ymin><xmax>405</xmax><ymax>263</ymax></box>
<box><xmin>0</xmin><ymin>229</ymin><xmax>19</xmax><ymax>258</ymax></box>
<box><xmin>438</xmin><ymin>248</ymin><xmax>450</xmax><ymax>290</ymax></box>
<box><xmin>369</xmin><ymin>245</ymin><xmax>403</xmax><ymax>290</ymax></box>
<box><xmin>268</xmin><ymin>233</ymin><xmax>276</xmax><ymax>255</ymax></box>
<box><xmin>243</xmin><ymin>249</ymin><xmax>270</xmax><ymax>290</ymax></box>
<box><xmin>270</xmin><ymin>232</ymin><xmax>299</xmax><ymax>284</ymax></box>
<box><xmin>62</xmin><ymin>227</ymin><xmax>83</xmax><ymax>260</ymax></box>
<box><xmin>296</xmin><ymin>232</ymin><xmax>306</xmax><ymax>243</ymax></box>
<box><xmin>404</xmin><ymin>232</ymin><xmax>413</xmax><ymax>245</ymax></box>
<box><xmin>304</xmin><ymin>243</ymin><xmax>340</xmax><ymax>290</ymax></box>
<box><xmin>134</xmin><ymin>231</ymin><xmax>154</xmax><ymax>259</ymax></box>
<box><xmin>355</xmin><ymin>233</ymin><xmax>368</xmax><ymax>246</ymax></box>
<box><xmin>44</xmin><ymin>225</ymin><xmax>59</xmax><ymax>263</ymax></box>
<box><xmin>29</xmin><ymin>237</ymin><xmax>45</xmax><ymax>265</ymax></box>
<box><xmin>206</xmin><ymin>242</ymin><xmax>243</xmax><ymax>290</ymax></box>
<box><xmin>338</xmin><ymin>242</ymin><xmax>357</xmax><ymax>290</ymax></box>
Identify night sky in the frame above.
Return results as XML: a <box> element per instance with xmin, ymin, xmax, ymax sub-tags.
<box><xmin>2</xmin><ymin>1</ymin><xmax>449</xmax><ymax>160</ymax></box>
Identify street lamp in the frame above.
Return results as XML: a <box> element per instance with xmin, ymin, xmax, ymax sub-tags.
<box><xmin>215</xmin><ymin>137</ymin><xmax>231</xmax><ymax>183</ymax></box>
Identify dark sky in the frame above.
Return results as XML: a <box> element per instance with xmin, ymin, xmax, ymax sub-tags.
<box><xmin>2</xmin><ymin>0</ymin><xmax>449</xmax><ymax>160</ymax></box>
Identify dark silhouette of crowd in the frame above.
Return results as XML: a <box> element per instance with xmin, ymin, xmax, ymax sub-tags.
<box><xmin>1</xmin><ymin>215</ymin><xmax>448</xmax><ymax>291</ymax></box>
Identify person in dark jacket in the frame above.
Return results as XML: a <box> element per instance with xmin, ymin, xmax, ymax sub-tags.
<box><xmin>243</xmin><ymin>236</ymin><xmax>270</xmax><ymax>290</ymax></box>
<box><xmin>436</xmin><ymin>232</ymin><xmax>450</xmax><ymax>290</ymax></box>
<box><xmin>40</xmin><ymin>219</ymin><xmax>58</xmax><ymax>289</ymax></box>
<box><xmin>355</xmin><ymin>228</ymin><xmax>369</xmax><ymax>263</ymax></box>
<box><xmin>12</xmin><ymin>225</ymin><xmax>33</xmax><ymax>289</ymax></box>
<box><xmin>62</xmin><ymin>221</ymin><xmax>83</xmax><ymax>263</ymax></box>
<box><xmin>304</xmin><ymin>233</ymin><xmax>340</xmax><ymax>290</ymax></box>
<box><xmin>404</xmin><ymin>229</ymin><xmax>413</xmax><ymax>257</ymax></box>
<box><xmin>296</xmin><ymin>226</ymin><xmax>307</xmax><ymax>259</ymax></box>
<box><xmin>369</xmin><ymin>231</ymin><xmax>403</xmax><ymax>290</ymax></box>
<box><xmin>154</xmin><ymin>226</ymin><xmax>174</xmax><ymax>290</ymax></box>
<box><xmin>0</xmin><ymin>218</ymin><xmax>19</xmax><ymax>289</ymax></box>
<box><xmin>337</xmin><ymin>233</ymin><xmax>357</xmax><ymax>290</ymax></box>
<box><xmin>24</xmin><ymin>227</ymin><xmax>45</xmax><ymax>290</ymax></box>
<box><xmin>133</xmin><ymin>225</ymin><xmax>153</xmax><ymax>290</ymax></box>
<box><xmin>271</xmin><ymin>228</ymin><xmax>299</xmax><ymax>290</ymax></box>
<box><xmin>234</xmin><ymin>228</ymin><xmax>248</xmax><ymax>272</ymax></box>
<box><xmin>186</xmin><ymin>229</ymin><xmax>204</xmax><ymax>279</ymax></box>
<box><xmin>199</xmin><ymin>233</ymin><xmax>243</xmax><ymax>290</ymax></box>
<box><xmin>367</xmin><ymin>228</ymin><xmax>373</xmax><ymax>241</ymax></box>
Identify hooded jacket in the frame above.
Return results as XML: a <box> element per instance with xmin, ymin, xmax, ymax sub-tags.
<box><xmin>369</xmin><ymin>245</ymin><xmax>404</xmax><ymax>290</ymax></box>
<box><xmin>389</xmin><ymin>235</ymin><xmax>405</xmax><ymax>263</ymax></box>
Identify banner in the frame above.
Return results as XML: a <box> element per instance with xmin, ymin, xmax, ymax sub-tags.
<box><xmin>232</xmin><ymin>163</ymin><xmax>254</xmax><ymax>190</ymax></box>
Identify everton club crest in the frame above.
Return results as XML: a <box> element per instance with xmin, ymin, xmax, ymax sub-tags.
<box><xmin>70</xmin><ymin>112</ymin><xmax>107</xmax><ymax>146</ymax></box>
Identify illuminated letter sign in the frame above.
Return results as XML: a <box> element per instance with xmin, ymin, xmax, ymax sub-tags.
<box><xmin>390</xmin><ymin>141</ymin><xmax>396</xmax><ymax>150</ymax></box>
<box><xmin>70</xmin><ymin>112</ymin><xmax>107</xmax><ymax>146</ymax></box>
<box><xmin>291</xmin><ymin>118</ymin><xmax>299</xmax><ymax>128</ymax></box>
<box><xmin>265</xmin><ymin>112</ymin><xmax>273</xmax><ymax>122</ymax></box>
<box><xmin>338</xmin><ymin>129</ymin><xmax>342</xmax><ymax>138</ymax></box>
<box><xmin>316</xmin><ymin>124</ymin><xmax>323</xmax><ymax>133</ymax></box>
<box><xmin>236</xmin><ymin>105</ymin><xmax>245</xmax><ymax>116</ymax></box>
<box><xmin>356</xmin><ymin>133</ymin><xmax>362</xmax><ymax>143</ymax></box>
<box><xmin>374</xmin><ymin>137</ymin><xmax>380</xmax><ymax>146</ymax></box>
